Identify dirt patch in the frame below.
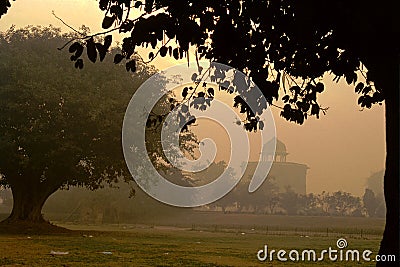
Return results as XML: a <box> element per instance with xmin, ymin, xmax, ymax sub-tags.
<box><xmin>0</xmin><ymin>219</ymin><xmax>72</xmax><ymax>235</ymax></box>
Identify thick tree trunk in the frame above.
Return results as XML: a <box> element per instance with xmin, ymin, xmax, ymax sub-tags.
<box><xmin>377</xmin><ymin>96</ymin><xmax>399</xmax><ymax>266</ymax></box>
<box><xmin>2</xmin><ymin>181</ymin><xmax>57</xmax><ymax>224</ymax></box>
<box><xmin>375</xmin><ymin>56</ymin><xmax>399</xmax><ymax>266</ymax></box>
<box><xmin>7</xmin><ymin>190</ymin><xmax>46</xmax><ymax>222</ymax></box>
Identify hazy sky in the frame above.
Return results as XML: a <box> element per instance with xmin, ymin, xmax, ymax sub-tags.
<box><xmin>0</xmin><ymin>0</ymin><xmax>386</xmax><ymax>196</ymax></box>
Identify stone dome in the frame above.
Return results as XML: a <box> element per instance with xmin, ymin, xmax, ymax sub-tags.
<box><xmin>262</xmin><ymin>138</ymin><xmax>288</xmax><ymax>162</ymax></box>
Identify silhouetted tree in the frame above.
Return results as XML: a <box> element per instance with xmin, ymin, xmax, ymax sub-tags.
<box><xmin>248</xmin><ymin>176</ymin><xmax>279</xmax><ymax>214</ymax></box>
<box><xmin>318</xmin><ymin>191</ymin><xmax>331</xmax><ymax>215</ymax></box>
<box><xmin>262</xmin><ymin>177</ymin><xmax>280</xmax><ymax>214</ymax></box>
<box><xmin>279</xmin><ymin>187</ymin><xmax>299</xmax><ymax>215</ymax></box>
<box><xmin>214</xmin><ymin>192</ymin><xmax>234</xmax><ymax>213</ymax></box>
<box><xmin>1</xmin><ymin>0</ymin><xmax>398</xmax><ymax>261</ymax></box>
<box><xmin>375</xmin><ymin>196</ymin><xmax>387</xmax><ymax>219</ymax></box>
<box><xmin>325</xmin><ymin>191</ymin><xmax>362</xmax><ymax>216</ymax></box>
<box><xmin>363</xmin><ymin>188</ymin><xmax>379</xmax><ymax>218</ymax></box>
<box><xmin>297</xmin><ymin>193</ymin><xmax>319</xmax><ymax>216</ymax></box>
<box><xmin>366</xmin><ymin>170</ymin><xmax>385</xmax><ymax>197</ymax></box>
<box><xmin>230</xmin><ymin>181</ymin><xmax>252</xmax><ymax>213</ymax></box>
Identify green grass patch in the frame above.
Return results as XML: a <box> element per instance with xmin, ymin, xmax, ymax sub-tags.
<box><xmin>0</xmin><ymin>224</ymin><xmax>382</xmax><ymax>266</ymax></box>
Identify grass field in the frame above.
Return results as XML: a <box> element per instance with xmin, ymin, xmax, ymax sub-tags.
<box><xmin>0</xmin><ymin>214</ymin><xmax>387</xmax><ymax>266</ymax></box>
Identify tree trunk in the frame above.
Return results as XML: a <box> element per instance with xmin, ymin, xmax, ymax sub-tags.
<box><xmin>377</xmin><ymin>86</ymin><xmax>399</xmax><ymax>265</ymax></box>
<box><xmin>375</xmin><ymin>56</ymin><xmax>399</xmax><ymax>266</ymax></box>
<box><xmin>3</xmin><ymin>181</ymin><xmax>56</xmax><ymax>223</ymax></box>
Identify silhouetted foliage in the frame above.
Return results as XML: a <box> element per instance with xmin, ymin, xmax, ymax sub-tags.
<box><xmin>213</xmin><ymin>178</ymin><xmax>365</xmax><ymax>217</ymax></box>
<box><xmin>58</xmin><ymin>1</ymin><xmax>396</xmax><ymax>123</ymax></box>
<box><xmin>278</xmin><ymin>187</ymin><xmax>299</xmax><ymax>215</ymax></box>
<box><xmin>0</xmin><ymin>0</ymin><xmax>13</xmax><ymax>18</ymax></box>
<box><xmin>324</xmin><ymin>191</ymin><xmax>363</xmax><ymax>217</ymax></box>
<box><xmin>363</xmin><ymin>188</ymin><xmax>385</xmax><ymax>219</ymax></box>
<box><xmin>363</xmin><ymin>189</ymin><xmax>379</xmax><ymax>218</ymax></box>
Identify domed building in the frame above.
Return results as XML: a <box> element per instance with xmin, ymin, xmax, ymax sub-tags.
<box><xmin>261</xmin><ymin>139</ymin><xmax>289</xmax><ymax>162</ymax></box>
<box><xmin>245</xmin><ymin>139</ymin><xmax>308</xmax><ymax>194</ymax></box>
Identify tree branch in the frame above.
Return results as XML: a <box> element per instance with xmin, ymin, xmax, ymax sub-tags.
<box><xmin>52</xmin><ymin>11</ymin><xmax>85</xmax><ymax>36</ymax></box>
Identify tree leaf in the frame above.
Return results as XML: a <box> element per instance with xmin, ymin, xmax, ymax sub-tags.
<box><xmin>362</xmin><ymin>86</ymin><xmax>372</xmax><ymax>95</ymax></box>
<box><xmin>86</xmin><ymin>38</ymin><xmax>97</xmax><ymax>63</ymax></box>
<box><xmin>148</xmin><ymin>52</ymin><xmax>154</xmax><ymax>59</ymax></box>
<box><xmin>120</xmin><ymin>20</ymin><xmax>134</xmax><ymax>33</ymax></box>
<box><xmin>99</xmin><ymin>0</ymin><xmax>108</xmax><ymax>11</ymax></box>
<box><xmin>69</xmin><ymin>42</ymin><xmax>80</xmax><ymax>53</ymax></box>
<box><xmin>173</xmin><ymin>48</ymin><xmax>179</xmax><ymax>60</ymax></box>
<box><xmin>311</xmin><ymin>104</ymin><xmax>319</xmax><ymax>116</ymax></box>
<box><xmin>315</xmin><ymin>82</ymin><xmax>324</xmax><ymax>93</ymax></box>
<box><xmin>125</xmin><ymin>59</ymin><xmax>136</xmax><ymax>72</ymax></box>
<box><xmin>74</xmin><ymin>59</ymin><xmax>84</xmax><ymax>69</ymax></box>
<box><xmin>104</xmin><ymin>35</ymin><xmax>112</xmax><ymax>50</ymax></box>
<box><xmin>114</xmin><ymin>54</ymin><xmax>124</xmax><ymax>64</ymax></box>
<box><xmin>69</xmin><ymin>42</ymin><xmax>84</xmax><ymax>60</ymax></box>
<box><xmin>182</xmin><ymin>87</ymin><xmax>188</xmax><ymax>98</ymax></box>
<box><xmin>134</xmin><ymin>1</ymin><xmax>142</xmax><ymax>8</ymax></box>
<box><xmin>102</xmin><ymin>16</ymin><xmax>116</xmax><ymax>29</ymax></box>
<box><xmin>110</xmin><ymin>5</ymin><xmax>123</xmax><ymax>21</ymax></box>
<box><xmin>95</xmin><ymin>43</ymin><xmax>106</xmax><ymax>62</ymax></box>
<box><xmin>160</xmin><ymin>46</ymin><xmax>168</xmax><ymax>57</ymax></box>
<box><xmin>282</xmin><ymin>95</ymin><xmax>290</xmax><ymax>103</ymax></box>
<box><xmin>355</xmin><ymin>82</ymin><xmax>364</xmax><ymax>93</ymax></box>
<box><xmin>207</xmin><ymin>88</ymin><xmax>214</xmax><ymax>97</ymax></box>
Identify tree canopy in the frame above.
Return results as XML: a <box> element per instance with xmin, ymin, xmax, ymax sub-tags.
<box><xmin>57</xmin><ymin>1</ymin><xmax>398</xmax><ymax>123</ymax></box>
<box><xmin>0</xmin><ymin>25</ymin><xmax>158</xmax><ymax>222</ymax></box>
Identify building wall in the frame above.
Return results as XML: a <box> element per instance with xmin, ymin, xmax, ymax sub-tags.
<box><xmin>244</xmin><ymin>161</ymin><xmax>308</xmax><ymax>194</ymax></box>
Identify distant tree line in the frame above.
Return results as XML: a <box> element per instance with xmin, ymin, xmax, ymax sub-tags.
<box><xmin>0</xmin><ymin>176</ymin><xmax>385</xmax><ymax>222</ymax></box>
<box><xmin>0</xmin><ymin>185</ymin><xmax>385</xmax><ymax>222</ymax></box>
<box><xmin>211</xmin><ymin>184</ymin><xmax>385</xmax><ymax>218</ymax></box>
